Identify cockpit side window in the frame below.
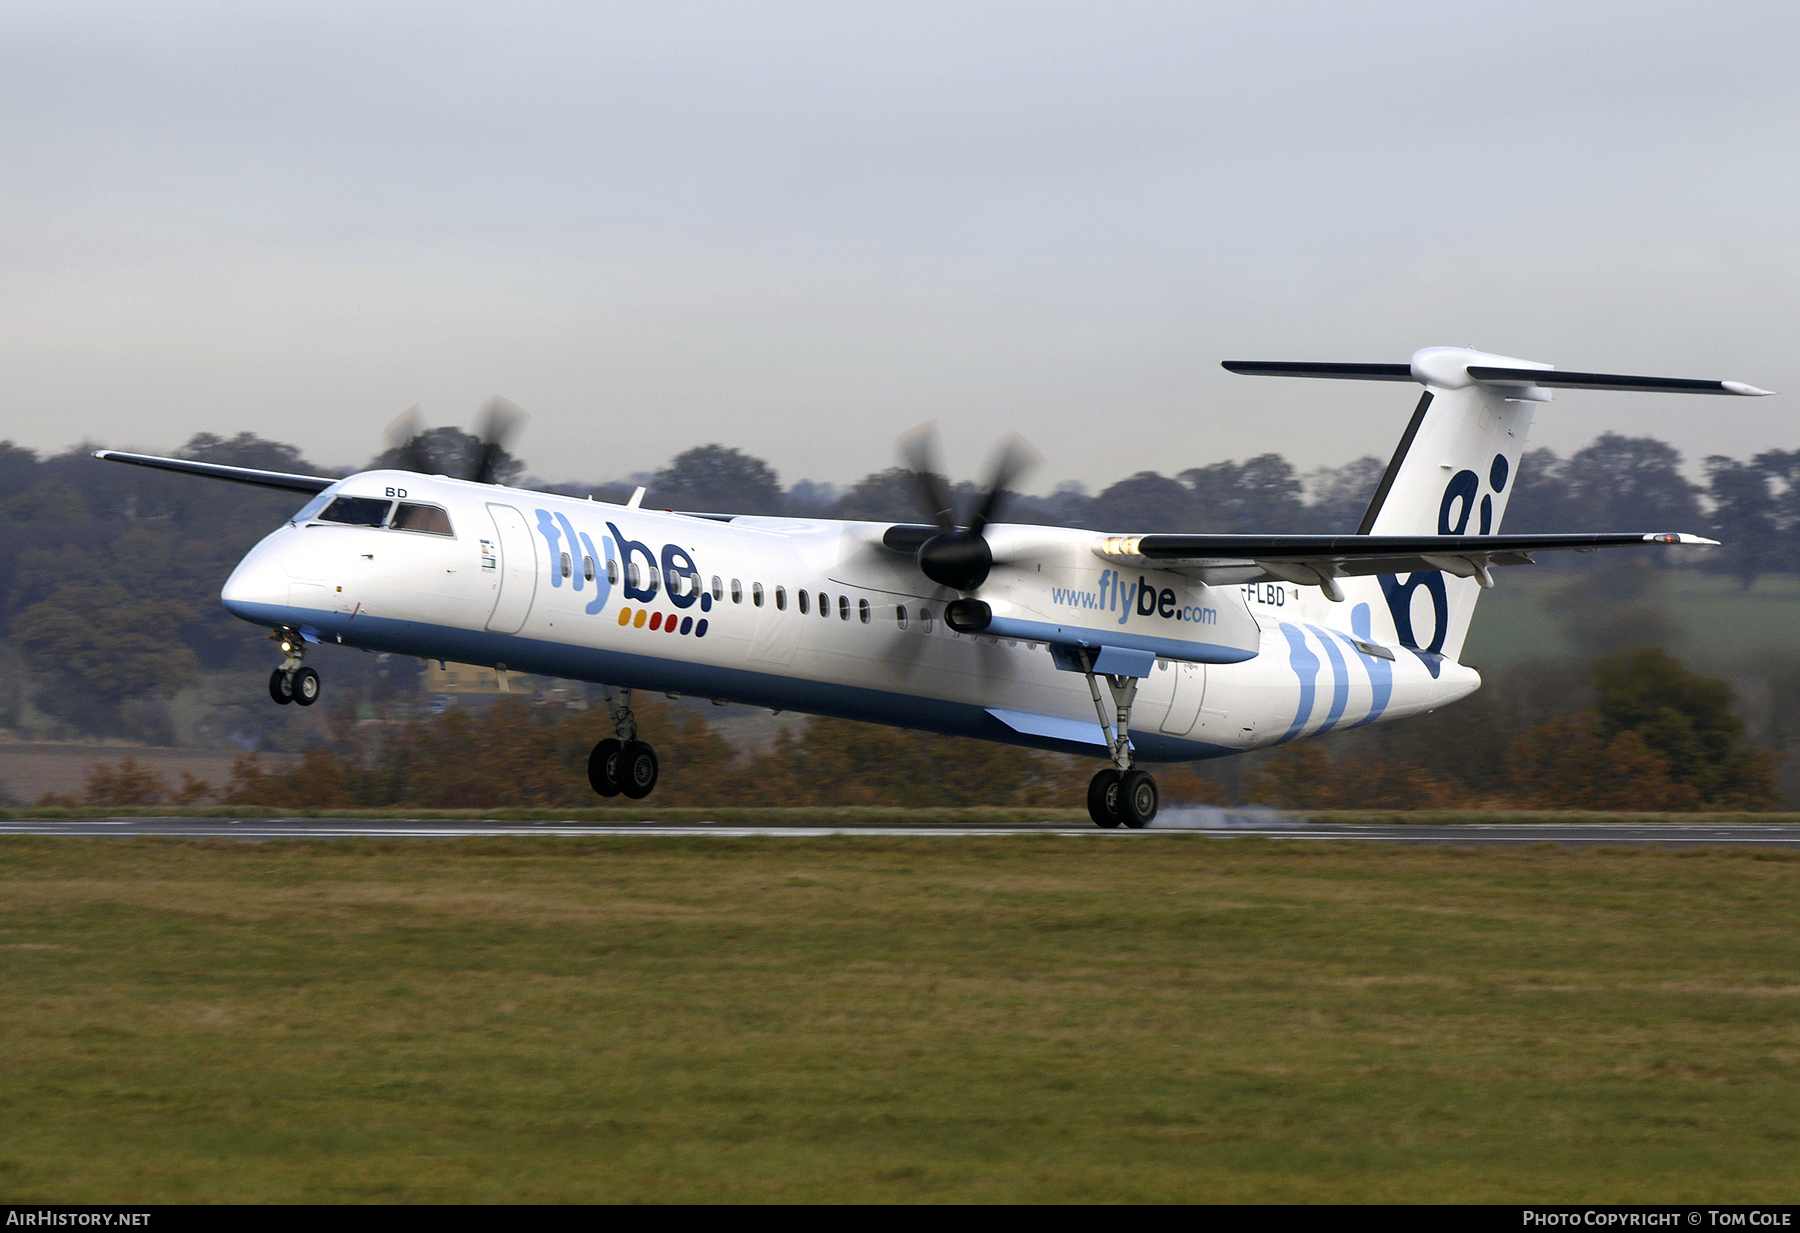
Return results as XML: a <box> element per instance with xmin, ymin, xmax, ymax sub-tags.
<box><xmin>391</xmin><ymin>503</ymin><xmax>454</xmax><ymax>536</ymax></box>
<box><xmin>315</xmin><ymin>496</ymin><xmax>393</xmax><ymax>527</ymax></box>
<box><xmin>290</xmin><ymin>492</ymin><xmax>333</xmax><ymax>524</ymax></box>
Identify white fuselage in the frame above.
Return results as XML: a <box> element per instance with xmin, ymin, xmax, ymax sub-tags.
<box><xmin>222</xmin><ymin>471</ymin><xmax>1479</xmax><ymax>761</ymax></box>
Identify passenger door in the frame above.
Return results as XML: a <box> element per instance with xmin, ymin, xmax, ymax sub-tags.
<box><xmin>484</xmin><ymin>503</ymin><xmax>539</xmax><ymax>634</ymax></box>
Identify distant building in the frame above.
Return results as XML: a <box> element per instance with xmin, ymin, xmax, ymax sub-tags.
<box><xmin>423</xmin><ymin>662</ymin><xmax>587</xmax><ymax>711</ymax></box>
<box><xmin>425</xmin><ymin>662</ymin><xmax>508</xmax><ymax>693</ymax></box>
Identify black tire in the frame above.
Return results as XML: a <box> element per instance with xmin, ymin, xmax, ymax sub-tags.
<box><xmin>618</xmin><ymin>741</ymin><xmax>659</xmax><ymax>800</ymax></box>
<box><xmin>1087</xmin><ymin>768</ymin><xmax>1123</xmax><ymax>828</ymax></box>
<box><xmin>292</xmin><ymin>666</ymin><xmax>321</xmax><ymax>707</ymax></box>
<box><xmin>269</xmin><ymin>668</ymin><xmax>294</xmax><ymax>705</ymax></box>
<box><xmin>587</xmin><ymin>737</ymin><xmax>624</xmax><ymax>798</ymax></box>
<box><xmin>1119</xmin><ymin>770</ymin><xmax>1158</xmax><ymax>828</ymax></box>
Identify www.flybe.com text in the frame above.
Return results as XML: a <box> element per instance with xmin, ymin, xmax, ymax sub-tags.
<box><xmin>1049</xmin><ymin>571</ymin><xmax>1216</xmax><ymax>626</ymax></box>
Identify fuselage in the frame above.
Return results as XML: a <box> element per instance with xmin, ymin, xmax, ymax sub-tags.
<box><xmin>221</xmin><ymin>470</ymin><xmax>1479</xmax><ymax>762</ymax></box>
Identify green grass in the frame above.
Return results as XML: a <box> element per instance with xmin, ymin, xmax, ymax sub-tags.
<box><xmin>1463</xmin><ymin>570</ymin><xmax>1800</xmax><ymax>668</ymax></box>
<box><xmin>2</xmin><ymin>836</ymin><xmax>1798</xmax><ymax>1202</ymax></box>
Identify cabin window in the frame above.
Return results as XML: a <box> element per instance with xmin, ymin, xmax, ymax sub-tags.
<box><xmin>920</xmin><ymin>607</ymin><xmax>934</xmax><ymax>633</ymax></box>
<box><xmin>315</xmin><ymin>496</ymin><xmax>392</xmax><ymax>527</ymax></box>
<box><xmin>775</xmin><ymin>586</ymin><xmax>787</xmax><ymax>611</ymax></box>
<box><xmin>858</xmin><ymin>598</ymin><xmax>871</xmax><ymax>624</ymax></box>
<box><xmin>896</xmin><ymin>605</ymin><xmax>908</xmax><ymax>630</ymax></box>
<box><xmin>818</xmin><ymin>593</ymin><xmax>831</xmax><ymax>619</ymax></box>
<box><xmin>797</xmin><ymin>590</ymin><xmax>809</xmax><ymax>615</ymax></box>
<box><xmin>752</xmin><ymin>582</ymin><xmax>765</xmax><ymax>607</ymax></box>
<box><xmin>730</xmin><ymin>578</ymin><xmax>743</xmax><ymax>604</ymax></box>
<box><xmin>647</xmin><ymin>566</ymin><xmax>660</xmax><ymax>595</ymax></box>
<box><xmin>839</xmin><ymin>595</ymin><xmax>850</xmax><ymax>621</ymax></box>
<box><xmin>628</xmin><ymin>562</ymin><xmax>641</xmax><ymax>590</ymax></box>
<box><xmin>711</xmin><ymin>576</ymin><xmax>723</xmax><ymax>601</ymax></box>
<box><xmin>391</xmin><ymin>503</ymin><xmax>453</xmax><ymax>536</ymax></box>
<box><xmin>583</xmin><ymin>556</ymin><xmax>595</xmax><ymax>582</ymax></box>
<box><xmin>559</xmin><ymin>552</ymin><xmax>572</xmax><ymax>578</ymax></box>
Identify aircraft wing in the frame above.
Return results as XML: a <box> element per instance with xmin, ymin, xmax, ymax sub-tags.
<box><xmin>1093</xmin><ymin>531</ymin><xmax>1718</xmax><ymax>592</ymax></box>
<box><xmin>93</xmin><ymin>450</ymin><xmax>335</xmax><ymax>494</ymax></box>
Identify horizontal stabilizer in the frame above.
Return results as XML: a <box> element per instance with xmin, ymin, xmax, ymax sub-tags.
<box><xmin>1221</xmin><ymin>361</ymin><xmax>1414</xmax><ymax>381</ymax></box>
<box><xmin>93</xmin><ymin>450</ymin><xmax>335</xmax><ymax>494</ymax></box>
<box><xmin>1224</xmin><ymin>354</ymin><xmax>1772</xmax><ymax>396</ymax></box>
<box><xmin>1465</xmin><ymin>367</ymin><xmax>1773</xmax><ymax>396</ymax></box>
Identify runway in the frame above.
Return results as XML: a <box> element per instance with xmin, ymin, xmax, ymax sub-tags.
<box><xmin>5</xmin><ymin>816</ymin><xmax>1800</xmax><ymax>846</ymax></box>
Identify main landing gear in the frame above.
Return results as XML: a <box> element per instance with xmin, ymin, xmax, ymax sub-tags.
<box><xmin>267</xmin><ymin>628</ymin><xmax>320</xmax><ymax>707</ymax></box>
<box><xmin>588</xmin><ymin>685</ymin><xmax>659</xmax><ymax>800</ymax></box>
<box><xmin>1078</xmin><ymin>651</ymin><xmax>1158</xmax><ymax>829</ymax></box>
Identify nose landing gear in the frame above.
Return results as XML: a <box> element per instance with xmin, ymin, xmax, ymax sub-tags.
<box><xmin>267</xmin><ymin>628</ymin><xmax>320</xmax><ymax>707</ymax></box>
<box><xmin>588</xmin><ymin>686</ymin><xmax>659</xmax><ymax>800</ymax></box>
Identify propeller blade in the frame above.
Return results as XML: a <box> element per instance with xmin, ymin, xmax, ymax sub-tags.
<box><xmin>897</xmin><ymin>423</ymin><xmax>958</xmax><ymax>532</ymax></box>
<box><xmin>967</xmin><ymin>434</ymin><xmax>1043</xmax><ymax>536</ymax></box>
<box><xmin>470</xmin><ymin>397</ymin><xmax>528</xmax><ymax>485</ymax></box>
<box><xmin>383</xmin><ymin>405</ymin><xmax>434</xmax><ymax>474</ymax></box>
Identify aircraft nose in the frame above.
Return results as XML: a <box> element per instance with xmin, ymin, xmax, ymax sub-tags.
<box><xmin>220</xmin><ymin>542</ymin><xmax>295</xmax><ymax>620</ymax></box>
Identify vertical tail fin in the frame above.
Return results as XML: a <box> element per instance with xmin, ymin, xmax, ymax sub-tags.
<box><xmin>1346</xmin><ymin>348</ymin><xmax>1543</xmax><ymax>663</ymax></box>
<box><xmin>1223</xmin><ymin>347</ymin><xmax>1772</xmax><ymax>667</ymax></box>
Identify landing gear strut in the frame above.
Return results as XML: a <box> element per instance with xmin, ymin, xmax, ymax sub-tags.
<box><xmin>267</xmin><ymin>628</ymin><xmax>320</xmax><ymax>707</ymax></box>
<box><xmin>1079</xmin><ymin>651</ymin><xmax>1157</xmax><ymax>829</ymax></box>
<box><xmin>589</xmin><ymin>686</ymin><xmax>659</xmax><ymax>800</ymax></box>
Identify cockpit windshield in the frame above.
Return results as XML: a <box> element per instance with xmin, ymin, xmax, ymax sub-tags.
<box><xmin>314</xmin><ymin>496</ymin><xmax>393</xmax><ymax>527</ymax></box>
<box><xmin>290</xmin><ymin>491</ymin><xmax>333</xmax><ymax>524</ymax></box>
<box><xmin>391</xmin><ymin>503</ymin><xmax>453</xmax><ymax>536</ymax></box>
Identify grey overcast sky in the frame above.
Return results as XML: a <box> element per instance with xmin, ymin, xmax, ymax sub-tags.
<box><xmin>3</xmin><ymin>0</ymin><xmax>1796</xmax><ymax>492</ymax></box>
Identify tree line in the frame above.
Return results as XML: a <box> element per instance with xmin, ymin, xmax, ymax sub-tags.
<box><xmin>43</xmin><ymin>645</ymin><xmax>1779</xmax><ymax>812</ymax></box>
<box><xmin>0</xmin><ymin>422</ymin><xmax>1791</xmax><ymax>760</ymax></box>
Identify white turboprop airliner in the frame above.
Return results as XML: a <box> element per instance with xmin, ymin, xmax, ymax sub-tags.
<box><xmin>95</xmin><ymin>347</ymin><xmax>1767</xmax><ymax>826</ymax></box>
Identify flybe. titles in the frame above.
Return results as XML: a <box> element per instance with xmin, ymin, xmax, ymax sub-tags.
<box><xmin>530</xmin><ymin>509</ymin><xmax>713</xmax><ymax>617</ymax></box>
<box><xmin>1049</xmin><ymin>570</ymin><xmax>1217</xmax><ymax>626</ymax></box>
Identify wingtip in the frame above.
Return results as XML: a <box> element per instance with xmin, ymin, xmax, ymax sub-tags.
<box><xmin>1723</xmin><ymin>382</ymin><xmax>1775</xmax><ymax>397</ymax></box>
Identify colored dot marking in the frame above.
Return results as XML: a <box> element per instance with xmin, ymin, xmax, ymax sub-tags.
<box><xmin>649</xmin><ymin>612</ymin><xmax>663</xmax><ymax>631</ymax></box>
<box><xmin>665</xmin><ymin>616</ymin><xmax>678</xmax><ymax>633</ymax></box>
<box><xmin>633</xmin><ymin>609</ymin><xmax>647</xmax><ymax>628</ymax></box>
<box><xmin>695</xmin><ymin>618</ymin><xmax>708</xmax><ymax>638</ymax></box>
<box><xmin>618</xmin><ymin>608</ymin><xmax>632</xmax><ymax>626</ymax></box>
<box><xmin>679</xmin><ymin>616</ymin><xmax>693</xmax><ymax>635</ymax></box>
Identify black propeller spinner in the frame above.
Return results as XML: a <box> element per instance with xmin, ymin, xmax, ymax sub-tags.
<box><xmin>894</xmin><ymin>426</ymin><xmax>1041</xmax><ymax>594</ymax></box>
<box><xmin>384</xmin><ymin>397</ymin><xmax>529</xmax><ymax>485</ymax></box>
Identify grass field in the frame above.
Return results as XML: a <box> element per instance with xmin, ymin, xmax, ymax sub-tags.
<box><xmin>2</xmin><ymin>835</ymin><xmax>1797</xmax><ymax>1202</ymax></box>
<box><xmin>1462</xmin><ymin>569</ymin><xmax>1800</xmax><ymax>669</ymax></box>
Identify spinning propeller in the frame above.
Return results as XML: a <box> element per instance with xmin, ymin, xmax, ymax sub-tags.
<box><xmin>383</xmin><ymin>397</ymin><xmax>529</xmax><ymax>485</ymax></box>
<box><xmin>888</xmin><ymin>425</ymin><xmax>1041</xmax><ymax>594</ymax></box>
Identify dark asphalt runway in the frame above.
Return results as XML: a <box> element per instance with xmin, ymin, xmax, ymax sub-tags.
<box><xmin>5</xmin><ymin>816</ymin><xmax>1800</xmax><ymax>846</ymax></box>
